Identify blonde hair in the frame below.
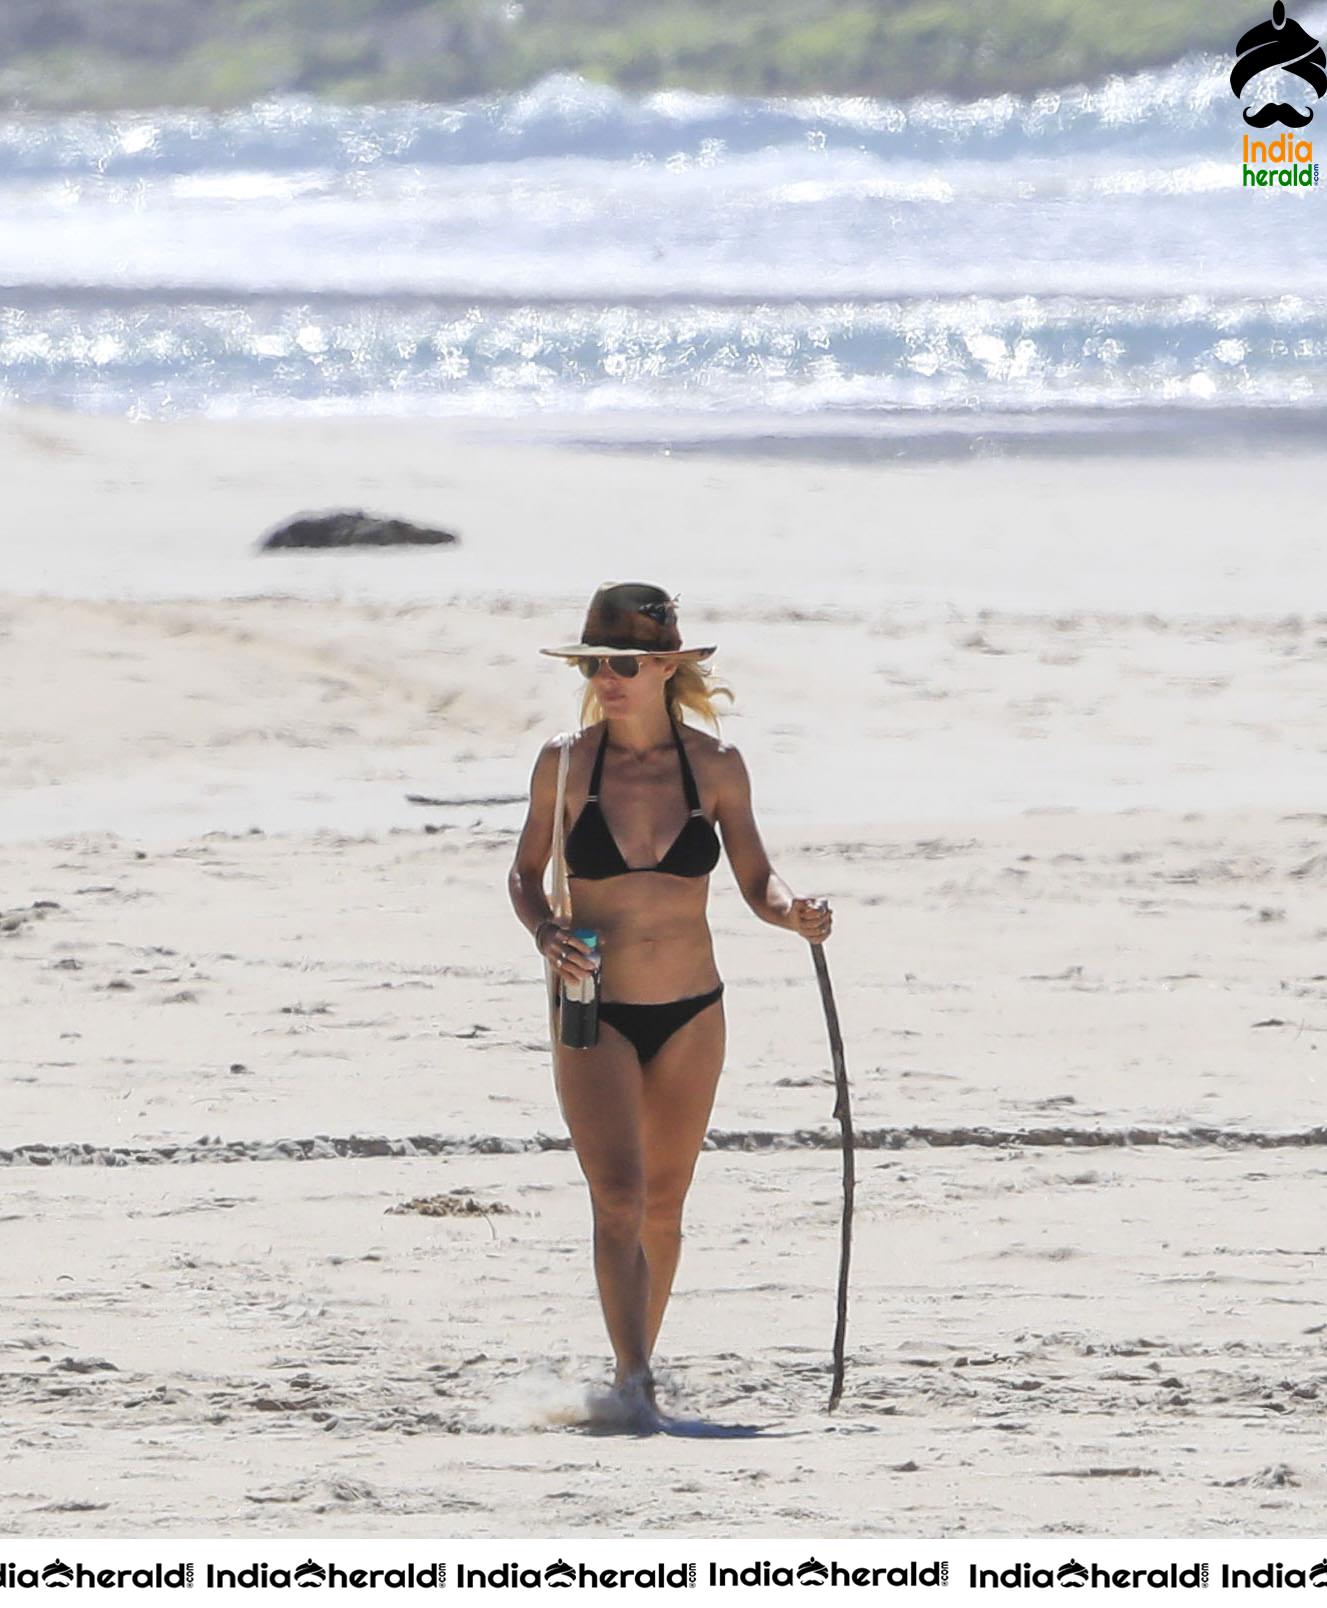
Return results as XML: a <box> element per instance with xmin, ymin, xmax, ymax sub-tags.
<box><xmin>579</xmin><ymin>658</ymin><xmax>734</xmax><ymax>732</ymax></box>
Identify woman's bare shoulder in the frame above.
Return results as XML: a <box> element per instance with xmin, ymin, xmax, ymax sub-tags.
<box><xmin>535</xmin><ymin>723</ymin><xmax>600</xmax><ymax>758</ymax></box>
<box><xmin>680</xmin><ymin>725</ymin><xmax>747</xmax><ymax>786</ymax></box>
<box><xmin>528</xmin><ymin>726</ymin><xmax>591</xmax><ymax>789</ymax></box>
<box><xmin>681</xmin><ymin>724</ymin><xmax>740</xmax><ymax>755</ymax></box>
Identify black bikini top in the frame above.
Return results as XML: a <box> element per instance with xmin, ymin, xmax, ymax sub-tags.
<box><xmin>566</xmin><ymin>720</ymin><xmax>721</xmax><ymax>881</ymax></box>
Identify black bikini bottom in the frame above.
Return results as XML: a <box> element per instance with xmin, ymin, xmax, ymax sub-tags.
<box><xmin>597</xmin><ymin>983</ymin><xmax>725</xmax><ymax>1066</ymax></box>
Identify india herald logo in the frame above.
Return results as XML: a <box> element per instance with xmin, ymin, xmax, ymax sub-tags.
<box><xmin>1231</xmin><ymin>2</ymin><xmax>1327</xmax><ymax>127</ymax></box>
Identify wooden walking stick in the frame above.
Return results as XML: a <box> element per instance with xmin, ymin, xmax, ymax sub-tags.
<box><xmin>811</xmin><ymin>932</ymin><xmax>854</xmax><ymax>1412</ymax></box>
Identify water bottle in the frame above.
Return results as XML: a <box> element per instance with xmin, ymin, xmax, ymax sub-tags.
<box><xmin>559</xmin><ymin>928</ymin><xmax>600</xmax><ymax>1048</ymax></box>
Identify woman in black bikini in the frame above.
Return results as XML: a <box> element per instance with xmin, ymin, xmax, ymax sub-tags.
<box><xmin>508</xmin><ymin>581</ymin><xmax>832</xmax><ymax>1426</ymax></box>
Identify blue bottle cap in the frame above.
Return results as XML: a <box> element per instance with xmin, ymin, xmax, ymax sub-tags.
<box><xmin>570</xmin><ymin>928</ymin><xmax>599</xmax><ymax>949</ymax></box>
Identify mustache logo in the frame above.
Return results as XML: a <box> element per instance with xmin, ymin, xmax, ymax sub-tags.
<box><xmin>1231</xmin><ymin>1</ymin><xmax>1327</xmax><ymax>128</ymax></box>
<box><xmin>1244</xmin><ymin>99</ymin><xmax>1315</xmax><ymax>125</ymax></box>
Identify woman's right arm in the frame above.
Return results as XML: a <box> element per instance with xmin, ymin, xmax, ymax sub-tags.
<box><xmin>507</xmin><ymin>738</ymin><xmax>596</xmax><ymax>982</ymax></box>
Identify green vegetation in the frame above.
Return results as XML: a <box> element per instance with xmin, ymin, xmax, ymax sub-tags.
<box><xmin>0</xmin><ymin>0</ymin><xmax>1258</xmax><ymax>113</ymax></box>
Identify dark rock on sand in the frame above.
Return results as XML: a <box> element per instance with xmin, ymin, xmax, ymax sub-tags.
<box><xmin>258</xmin><ymin>509</ymin><xmax>460</xmax><ymax>550</ymax></box>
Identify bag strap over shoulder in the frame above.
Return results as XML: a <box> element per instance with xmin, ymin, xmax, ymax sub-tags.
<box><xmin>544</xmin><ymin>730</ymin><xmax>574</xmax><ymax>1027</ymax></box>
<box><xmin>548</xmin><ymin>730</ymin><xmax>573</xmax><ymax>925</ymax></box>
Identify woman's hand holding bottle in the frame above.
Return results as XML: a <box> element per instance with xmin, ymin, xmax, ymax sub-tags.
<box><xmin>536</xmin><ymin>920</ymin><xmax>600</xmax><ymax>982</ymax></box>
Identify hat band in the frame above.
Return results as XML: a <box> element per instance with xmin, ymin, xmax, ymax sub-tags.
<box><xmin>589</xmin><ymin>633</ymin><xmax>678</xmax><ymax>653</ymax></box>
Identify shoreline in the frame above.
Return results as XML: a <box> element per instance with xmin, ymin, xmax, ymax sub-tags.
<box><xmin>16</xmin><ymin>396</ymin><xmax>1327</xmax><ymax>470</ymax></box>
<box><xmin>453</xmin><ymin>403</ymin><xmax>1327</xmax><ymax>466</ymax></box>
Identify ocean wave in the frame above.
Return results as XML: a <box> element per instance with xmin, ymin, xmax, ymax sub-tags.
<box><xmin>0</xmin><ymin>45</ymin><xmax>1282</xmax><ymax>180</ymax></box>
<box><xmin>3</xmin><ymin>290</ymin><xmax>1324</xmax><ymax>421</ymax></box>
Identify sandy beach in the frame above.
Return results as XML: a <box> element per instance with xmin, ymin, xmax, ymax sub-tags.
<box><xmin>2</xmin><ymin>404</ymin><xmax>1326</xmax><ymax>1537</ymax></box>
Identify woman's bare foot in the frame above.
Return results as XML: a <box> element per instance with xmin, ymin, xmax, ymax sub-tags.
<box><xmin>585</xmin><ymin>1368</ymin><xmax>664</xmax><ymax>1433</ymax></box>
<box><xmin>616</xmin><ymin>1366</ymin><xmax>658</xmax><ymax>1410</ymax></box>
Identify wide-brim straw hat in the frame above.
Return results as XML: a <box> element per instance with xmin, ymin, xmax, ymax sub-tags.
<box><xmin>540</xmin><ymin>581</ymin><xmax>716</xmax><ymax>662</ymax></box>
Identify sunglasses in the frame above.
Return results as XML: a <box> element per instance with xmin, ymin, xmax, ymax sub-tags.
<box><xmin>576</xmin><ymin>655</ymin><xmax>644</xmax><ymax>680</ymax></box>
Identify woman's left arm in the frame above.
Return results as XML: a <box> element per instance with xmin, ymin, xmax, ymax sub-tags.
<box><xmin>715</xmin><ymin>745</ymin><xmax>832</xmax><ymax>943</ymax></box>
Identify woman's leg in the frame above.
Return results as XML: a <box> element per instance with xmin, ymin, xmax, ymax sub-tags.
<box><xmin>552</xmin><ymin>1031</ymin><xmax>651</xmax><ymax>1386</ymax></box>
<box><xmin>638</xmin><ymin>997</ymin><xmax>726</xmax><ymax>1359</ymax></box>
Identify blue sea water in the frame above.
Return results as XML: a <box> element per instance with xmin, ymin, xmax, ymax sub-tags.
<box><xmin>1</xmin><ymin>33</ymin><xmax>1326</xmax><ymax>455</ymax></box>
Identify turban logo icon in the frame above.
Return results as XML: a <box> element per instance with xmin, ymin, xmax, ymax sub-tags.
<box><xmin>1230</xmin><ymin>1</ymin><xmax>1327</xmax><ymax>127</ymax></box>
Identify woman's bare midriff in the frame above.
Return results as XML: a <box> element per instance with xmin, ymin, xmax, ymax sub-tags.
<box><xmin>568</xmin><ymin>873</ymin><xmax>719</xmax><ymax>1003</ymax></box>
